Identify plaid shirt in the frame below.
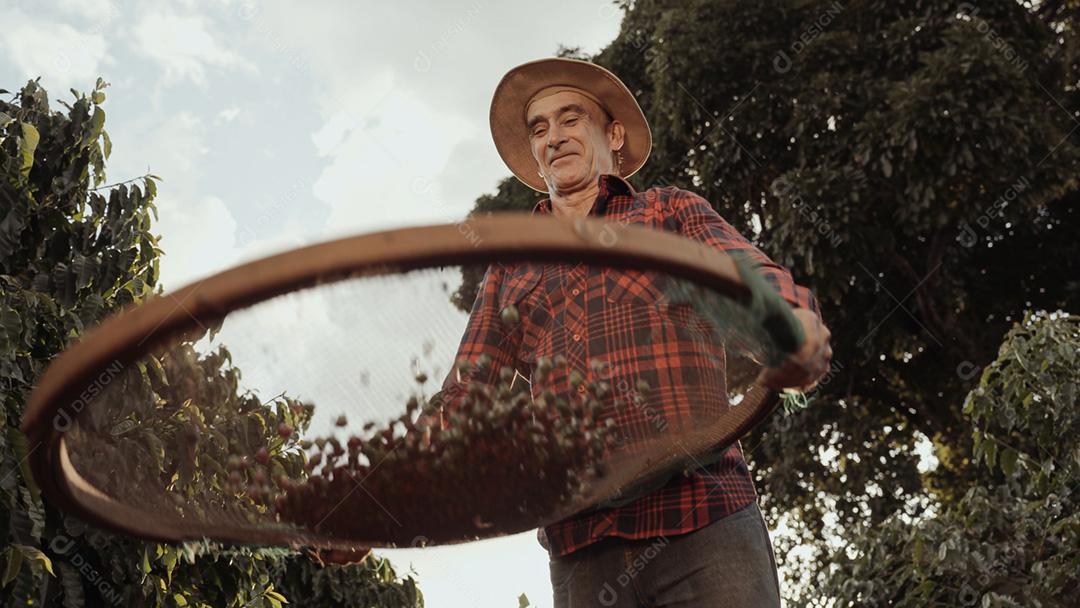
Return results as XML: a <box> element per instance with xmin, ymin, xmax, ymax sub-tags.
<box><xmin>439</xmin><ymin>173</ymin><xmax>821</xmax><ymax>557</ymax></box>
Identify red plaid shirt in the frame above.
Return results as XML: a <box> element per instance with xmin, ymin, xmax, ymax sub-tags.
<box><xmin>441</xmin><ymin>173</ymin><xmax>821</xmax><ymax>557</ymax></box>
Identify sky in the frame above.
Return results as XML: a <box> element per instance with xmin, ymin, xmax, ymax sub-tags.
<box><xmin>0</xmin><ymin>0</ymin><xmax>631</xmax><ymax>605</ymax></box>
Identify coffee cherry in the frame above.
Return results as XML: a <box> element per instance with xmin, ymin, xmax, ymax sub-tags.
<box><xmin>537</xmin><ymin>358</ymin><xmax>553</xmax><ymax>375</ymax></box>
<box><xmin>568</xmin><ymin>370</ymin><xmax>585</xmax><ymax>388</ymax></box>
<box><xmin>271</xmin><ymin>370</ymin><xmax>619</xmax><ymax>544</ymax></box>
<box><xmin>595</xmin><ymin>382</ymin><xmax>611</xmax><ymax>399</ymax></box>
<box><xmin>500</xmin><ymin>305</ymin><xmax>520</xmax><ymax>326</ymax></box>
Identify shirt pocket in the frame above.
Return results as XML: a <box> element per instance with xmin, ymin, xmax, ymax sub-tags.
<box><xmin>497</xmin><ymin>262</ymin><xmax>542</xmax><ymax>311</ymax></box>
<box><xmin>601</xmin><ymin>267</ymin><xmax>671</xmax><ymax>306</ymax></box>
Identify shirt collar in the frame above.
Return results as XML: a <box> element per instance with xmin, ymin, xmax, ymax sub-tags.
<box><xmin>531</xmin><ymin>173</ymin><xmax>637</xmax><ymax>217</ymax></box>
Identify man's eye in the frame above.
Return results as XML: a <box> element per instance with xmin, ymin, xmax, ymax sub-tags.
<box><xmin>565</xmin><ymin>117</ymin><xmax>579</xmax><ymax>125</ymax></box>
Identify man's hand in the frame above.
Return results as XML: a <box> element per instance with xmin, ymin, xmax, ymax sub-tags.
<box><xmin>756</xmin><ymin>308</ymin><xmax>832</xmax><ymax>392</ymax></box>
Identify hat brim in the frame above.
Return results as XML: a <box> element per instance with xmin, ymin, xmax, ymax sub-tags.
<box><xmin>490</xmin><ymin>57</ymin><xmax>652</xmax><ymax>193</ymax></box>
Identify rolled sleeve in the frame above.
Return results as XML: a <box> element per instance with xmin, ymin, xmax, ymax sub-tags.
<box><xmin>421</xmin><ymin>263</ymin><xmax>522</xmax><ymax>428</ymax></box>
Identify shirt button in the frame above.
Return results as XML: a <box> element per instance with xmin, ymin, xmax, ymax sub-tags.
<box><xmin>572</xmin><ymin>288</ymin><xmax>580</xmax><ymax>296</ymax></box>
<box><xmin>577</xmin><ymin>385</ymin><xmax>586</xmax><ymax>394</ymax></box>
<box><xmin>573</xmin><ymin>334</ymin><xmax>581</xmax><ymax>341</ymax></box>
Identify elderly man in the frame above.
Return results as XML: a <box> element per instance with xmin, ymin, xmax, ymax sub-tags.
<box><xmin>448</xmin><ymin>57</ymin><xmax>831</xmax><ymax>607</ymax></box>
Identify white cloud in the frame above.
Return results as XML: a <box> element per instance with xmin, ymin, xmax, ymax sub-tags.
<box><xmin>154</xmin><ymin>194</ymin><xmax>241</xmax><ymax>289</ymax></box>
<box><xmin>55</xmin><ymin>0</ymin><xmax>119</xmax><ymax>27</ymax></box>
<box><xmin>119</xmin><ymin>110</ymin><xmax>208</xmax><ymax>195</ymax></box>
<box><xmin>133</xmin><ymin>11</ymin><xmax>255</xmax><ymax>86</ymax></box>
<box><xmin>0</xmin><ymin>8</ymin><xmax>110</xmax><ymax>96</ymax></box>
<box><xmin>311</xmin><ymin>82</ymin><xmax>475</xmax><ymax>236</ymax></box>
<box><xmin>216</xmin><ymin>106</ymin><xmax>241</xmax><ymax>123</ymax></box>
<box><xmin>103</xmin><ymin>109</ymin><xmax>233</xmax><ymax>290</ymax></box>
<box><xmin>434</xmin><ymin>135</ymin><xmax>507</xmax><ymax>210</ymax></box>
<box><xmin>242</xmin><ymin>0</ymin><xmax>621</xmax><ymax>114</ymax></box>
<box><xmin>247</xmin><ymin>0</ymin><xmax>622</xmax><ymax>238</ymax></box>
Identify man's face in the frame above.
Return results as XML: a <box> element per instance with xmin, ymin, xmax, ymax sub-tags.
<box><xmin>525</xmin><ymin>91</ymin><xmax>623</xmax><ymax>194</ymax></box>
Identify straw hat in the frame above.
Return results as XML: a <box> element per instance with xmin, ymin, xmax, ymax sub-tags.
<box><xmin>489</xmin><ymin>57</ymin><xmax>652</xmax><ymax>193</ymax></box>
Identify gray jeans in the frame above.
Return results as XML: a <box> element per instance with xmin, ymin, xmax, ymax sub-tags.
<box><xmin>548</xmin><ymin>502</ymin><xmax>781</xmax><ymax>607</ymax></box>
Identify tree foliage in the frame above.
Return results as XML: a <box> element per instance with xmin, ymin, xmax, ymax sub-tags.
<box><xmin>1</xmin><ymin>79</ymin><xmax>421</xmax><ymax>607</ymax></box>
<box><xmin>817</xmin><ymin>312</ymin><xmax>1079</xmax><ymax>606</ymax></box>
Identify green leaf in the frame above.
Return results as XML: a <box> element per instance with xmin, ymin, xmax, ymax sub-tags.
<box><xmin>148</xmin><ymin>354</ymin><xmax>169</xmax><ymax>386</ymax></box>
<box><xmin>73</xmin><ymin>254</ymin><xmax>96</xmax><ymax>290</ymax></box>
<box><xmin>1000</xmin><ymin>448</ymin><xmax>1019</xmax><ymax>477</ymax></box>
<box><xmin>0</xmin><ymin>306</ymin><xmax>22</xmax><ymax>342</ymax></box>
<box><xmin>181</xmin><ymin>543</ymin><xmax>196</xmax><ymax>564</ymax></box>
<box><xmin>87</xmin><ymin>107</ymin><xmax>105</xmax><ymax>145</ymax></box>
<box><xmin>0</xmin><ymin>200</ymin><xmax>27</xmax><ymax>261</ymax></box>
<box><xmin>164</xmin><ymin>549</ymin><xmax>177</xmax><ymax>584</ymax></box>
<box><xmin>52</xmin><ymin>263</ymin><xmax>76</xmax><ymax>309</ymax></box>
<box><xmin>15</xmin><ymin>545</ymin><xmax>54</xmax><ymax>577</ymax></box>
<box><xmin>18</xmin><ymin>122</ymin><xmax>40</xmax><ymax>178</ymax></box>
<box><xmin>519</xmin><ymin>592</ymin><xmax>531</xmax><ymax>607</ymax></box>
<box><xmin>8</xmin><ymin>428</ymin><xmax>41</xmax><ymax>505</ymax></box>
<box><xmin>2</xmin><ymin>546</ymin><xmax>23</xmax><ymax>587</ymax></box>
<box><xmin>0</xmin><ymin>111</ymin><xmax>13</xmax><ymax>129</ymax></box>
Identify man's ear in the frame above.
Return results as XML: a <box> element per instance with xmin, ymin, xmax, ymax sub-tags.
<box><xmin>608</xmin><ymin>120</ymin><xmax>626</xmax><ymax>152</ymax></box>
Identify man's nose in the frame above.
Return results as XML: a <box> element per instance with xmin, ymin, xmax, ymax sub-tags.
<box><xmin>545</xmin><ymin>124</ymin><xmax>568</xmax><ymax>149</ymax></box>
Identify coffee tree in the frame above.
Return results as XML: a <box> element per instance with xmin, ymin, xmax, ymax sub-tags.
<box><xmin>0</xmin><ymin>79</ymin><xmax>421</xmax><ymax>607</ymax></box>
<box><xmin>816</xmin><ymin>312</ymin><xmax>1079</xmax><ymax>606</ymax></box>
